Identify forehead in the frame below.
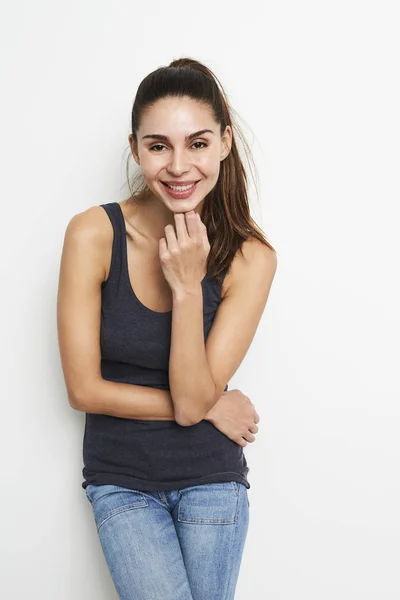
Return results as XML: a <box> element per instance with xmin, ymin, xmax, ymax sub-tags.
<box><xmin>139</xmin><ymin>96</ymin><xmax>216</xmax><ymax>133</ymax></box>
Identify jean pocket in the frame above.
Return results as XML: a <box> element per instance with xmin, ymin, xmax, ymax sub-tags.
<box><xmin>85</xmin><ymin>485</ymin><xmax>148</xmax><ymax>531</ymax></box>
<box><xmin>177</xmin><ymin>481</ymin><xmax>239</xmax><ymax>525</ymax></box>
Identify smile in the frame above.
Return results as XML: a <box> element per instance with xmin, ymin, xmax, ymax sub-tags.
<box><xmin>161</xmin><ymin>180</ymin><xmax>200</xmax><ymax>199</ymax></box>
<box><xmin>163</xmin><ymin>182</ymin><xmax>198</xmax><ymax>190</ymax></box>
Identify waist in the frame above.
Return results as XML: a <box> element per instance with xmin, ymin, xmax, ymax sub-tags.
<box><xmin>82</xmin><ymin>413</ymin><xmax>247</xmax><ymax>483</ymax></box>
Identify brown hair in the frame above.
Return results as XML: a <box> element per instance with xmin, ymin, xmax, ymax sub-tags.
<box><xmin>126</xmin><ymin>57</ymin><xmax>276</xmax><ymax>283</ymax></box>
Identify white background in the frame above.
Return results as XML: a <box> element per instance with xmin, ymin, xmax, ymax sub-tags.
<box><xmin>1</xmin><ymin>1</ymin><xmax>399</xmax><ymax>598</ymax></box>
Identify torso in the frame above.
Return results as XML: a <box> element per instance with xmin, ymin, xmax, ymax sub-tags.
<box><xmin>98</xmin><ymin>200</ymin><xmax>231</xmax><ymax>312</ymax></box>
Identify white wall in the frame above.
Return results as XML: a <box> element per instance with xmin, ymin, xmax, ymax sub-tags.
<box><xmin>1</xmin><ymin>1</ymin><xmax>399</xmax><ymax>598</ymax></box>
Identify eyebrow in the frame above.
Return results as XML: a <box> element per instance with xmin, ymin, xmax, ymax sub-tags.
<box><xmin>141</xmin><ymin>129</ymin><xmax>215</xmax><ymax>142</ymax></box>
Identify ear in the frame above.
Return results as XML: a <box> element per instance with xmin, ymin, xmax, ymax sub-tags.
<box><xmin>220</xmin><ymin>125</ymin><xmax>233</xmax><ymax>161</ymax></box>
<box><xmin>129</xmin><ymin>134</ymin><xmax>140</xmax><ymax>165</ymax></box>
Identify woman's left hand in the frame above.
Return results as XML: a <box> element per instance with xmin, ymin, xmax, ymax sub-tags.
<box><xmin>159</xmin><ymin>211</ymin><xmax>211</xmax><ymax>296</ymax></box>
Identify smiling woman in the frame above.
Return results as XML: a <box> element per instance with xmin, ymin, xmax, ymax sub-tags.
<box><xmin>128</xmin><ymin>93</ymin><xmax>234</xmax><ymax>235</ymax></box>
<box><xmin>57</xmin><ymin>56</ymin><xmax>277</xmax><ymax>600</ymax></box>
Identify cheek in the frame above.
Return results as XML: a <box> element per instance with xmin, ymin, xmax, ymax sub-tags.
<box><xmin>139</xmin><ymin>155</ymin><xmax>162</xmax><ymax>177</ymax></box>
<box><xmin>195</xmin><ymin>151</ymin><xmax>221</xmax><ymax>175</ymax></box>
<box><xmin>139</xmin><ymin>150</ymin><xmax>221</xmax><ymax>179</ymax></box>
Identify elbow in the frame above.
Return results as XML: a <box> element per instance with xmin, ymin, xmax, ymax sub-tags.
<box><xmin>174</xmin><ymin>402</ymin><xmax>211</xmax><ymax>427</ymax></box>
<box><xmin>67</xmin><ymin>382</ymin><xmax>94</xmax><ymax>412</ymax></box>
<box><xmin>173</xmin><ymin>383</ymin><xmax>219</xmax><ymax>426</ymax></box>
<box><xmin>172</xmin><ymin>380</ymin><xmax>218</xmax><ymax>427</ymax></box>
<box><xmin>174</xmin><ymin>404</ymin><xmax>205</xmax><ymax>427</ymax></box>
<box><xmin>68</xmin><ymin>392</ymin><xmax>86</xmax><ymax>412</ymax></box>
<box><xmin>175</xmin><ymin>411</ymin><xmax>201</xmax><ymax>427</ymax></box>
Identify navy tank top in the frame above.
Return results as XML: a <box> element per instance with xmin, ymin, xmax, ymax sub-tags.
<box><xmin>81</xmin><ymin>202</ymin><xmax>250</xmax><ymax>492</ymax></box>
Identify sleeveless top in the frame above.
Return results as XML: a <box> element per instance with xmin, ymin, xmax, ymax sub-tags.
<box><xmin>81</xmin><ymin>202</ymin><xmax>250</xmax><ymax>492</ymax></box>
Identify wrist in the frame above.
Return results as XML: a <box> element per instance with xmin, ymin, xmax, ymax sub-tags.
<box><xmin>204</xmin><ymin>405</ymin><xmax>217</xmax><ymax>424</ymax></box>
<box><xmin>172</xmin><ymin>285</ymin><xmax>203</xmax><ymax>304</ymax></box>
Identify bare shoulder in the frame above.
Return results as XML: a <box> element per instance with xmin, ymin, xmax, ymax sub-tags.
<box><xmin>222</xmin><ymin>237</ymin><xmax>278</xmax><ymax>298</ymax></box>
<box><xmin>62</xmin><ymin>205</ymin><xmax>113</xmax><ymax>281</ymax></box>
<box><xmin>64</xmin><ymin>204</ymin><xmax>112</xmax><ymax>243</ymax></box>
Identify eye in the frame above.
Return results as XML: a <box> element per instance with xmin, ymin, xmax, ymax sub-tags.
<box><xmin>192</xmin><ymin>141</ymin><xmax>208</xmax><ymax>150</ymax></box>
<box><xmin>149</xmin><ymin>144</ymin><xmax>166</xmax><ymax>152</ymax></box>
<box><xmin>149</xmin><ymin>141</ymin><xmax>208</xmax><ymax>152</ymax></box>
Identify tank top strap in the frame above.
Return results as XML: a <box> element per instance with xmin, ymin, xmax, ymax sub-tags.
<box><xmin>99</xmin><ymin>202</ymin><xmax>127</xmax><ymax>288</ymax></box>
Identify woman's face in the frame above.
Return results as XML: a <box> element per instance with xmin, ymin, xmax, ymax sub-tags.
<box><xmin>129</xmin><ymin>96</ymin><xmax>232</xmax><ymax>213</ymax></box>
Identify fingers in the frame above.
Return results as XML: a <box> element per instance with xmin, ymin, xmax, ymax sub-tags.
<box><xmin>164</xmin><ymin>223</ymin><xmax>179</xmax><ymax>251</ymax></box>
<box><xmin>238</xmin><ymin>432</ymin><xmax>255</xmax><ymax>446</ymax></box>
<box><xmin>173</xmin><ymin>213</ymin><xmax>190</xmax><ymax>243</ymax></box>
<box><xmin>183</xmin><ymin>211</ymin><xmax>203</xmax><ymax>241</ymax></box>
<box><xmin>166</xmin><ymin>212</ymin><xmax>200</xmax><ymax>244</ymax></box>
<box><xmin>240</xmin><ymin>419</ymin><xmax>260</xmax><ymax>447</ymax></box>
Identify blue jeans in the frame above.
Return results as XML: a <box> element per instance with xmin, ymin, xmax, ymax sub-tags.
<box><xmin>85</xmin><ymin>481</ymin><xmax>250</xmax><ymax>600</ymax></box>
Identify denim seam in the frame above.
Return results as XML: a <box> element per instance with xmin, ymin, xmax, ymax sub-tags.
<box><xmin>177</xmin><ymin>482</ymin><xmax>239</xmax><ymax>525</ymax></box>
<box><xmin>222</xmin><ymin>499</ymin><xmax>240</xmax><ymax>599</ymax></box>
<box><xmin>96</xmin><ymin>499</ymin><xmax>148</xmax><ymax>531</ymax></box>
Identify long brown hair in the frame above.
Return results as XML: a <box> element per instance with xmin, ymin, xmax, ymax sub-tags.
<box><xmin>126</xmin><ymin>57</ymin><xmax>276</xmax><ymax>283</ymax></box>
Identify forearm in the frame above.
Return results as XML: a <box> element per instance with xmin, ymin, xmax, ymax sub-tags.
<box><xmin>74</xmin><ymin>378</ymin><xmax>176</xmax><ymax>421</ymax></box>
<box><xmin>169</xmin><ymin>287</ymin><xmax>217</xmax><ymax>425</ymax></box>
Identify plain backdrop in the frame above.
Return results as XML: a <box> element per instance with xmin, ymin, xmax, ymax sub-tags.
<box><xmin>1</xmin><ymin>1</ymin><xmax>399</xmax><ymax>598</ymax></box>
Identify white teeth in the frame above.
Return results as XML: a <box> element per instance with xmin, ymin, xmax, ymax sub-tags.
<box><xmin>167</xmin><ymin>183</ymin><xmax>195</xmax><ymax>191</ymax></box>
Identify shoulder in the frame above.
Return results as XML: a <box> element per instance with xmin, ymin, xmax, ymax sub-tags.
<box><xmin>61</xmin><ymin>205</ymin><xmax>114</xmax><ymax>282</ymax></box>
<box><xmin>222</xmin><ymin>237</ymin><xmax>278</xmax><ymax>298</ymax></box>
<box><xmin>237</xmin><ymin>237</ymin><xmax>277</xmax><ymax>269</ymax></box>
<box><xmin>64</xmin><ymin>204</ymin><xmax>113</xmax><ymax>244</ymax></box>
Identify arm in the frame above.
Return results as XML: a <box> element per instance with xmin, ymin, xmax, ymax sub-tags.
<box><xmin>57</xmin><ymin>206</ymin><xmax>176</xmax><ymax>420</ymax></box>
<box><xmin>169</xmin><ymin>238</ymin><xmax>278</xmax><ymax>426</ymax></box>
<box><xmin>169</xmin><ymin>286</ymin><xmax>216</xmax><ymax>425</ymax></box>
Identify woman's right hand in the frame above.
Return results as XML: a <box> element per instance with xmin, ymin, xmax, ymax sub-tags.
<box><xmin>205</xmin><ymin>389</ymin><xmax>260</xmax><ymax>447</ymax></box>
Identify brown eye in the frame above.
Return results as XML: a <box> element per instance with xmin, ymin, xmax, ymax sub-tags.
<box><xmin>192</xmin><ymin>141</ymin><xmax>207</xmax><ymax>149</ymax></box>
<box><xmin>149</xmin><ymin>144</ymin><xmax>166</xmax><ymax>152</ymax></box>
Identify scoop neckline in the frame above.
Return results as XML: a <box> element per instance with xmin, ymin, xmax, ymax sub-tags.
<box><xmin>115</xmin><ymin>202</ymin><xmax>208</xmax><ymax>316</ymax></box>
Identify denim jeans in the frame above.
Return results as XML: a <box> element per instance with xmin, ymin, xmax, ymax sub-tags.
<box><xmin>85</xmin><ymin>481</ymin><xmax>250</xmax><ymax>600</ymax></box>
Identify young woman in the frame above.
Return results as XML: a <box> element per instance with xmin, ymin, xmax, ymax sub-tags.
<box><xmin>57</xmin><ymin>57</ymin><xmax>277</xmax><ymax>600</ymax></box>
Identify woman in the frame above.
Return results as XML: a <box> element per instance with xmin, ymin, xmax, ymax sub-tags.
<box><xmin>57</xmin><ymin>57</ymin><xmax>277</xmax><ymax>600</ymax></box>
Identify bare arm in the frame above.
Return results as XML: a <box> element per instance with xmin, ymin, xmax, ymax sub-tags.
<box><xmin>169</xmin><ymin>238</ymin><xmax>278</xmax><ymax>426</ymax></box>
<box><xmin>169</xmin><ymin>286</ymin><xmax>216</xmax><ymax>425</ymax></box>
<box><xmin>77</xmin><ymin>381</ymin><xmax>176</xmax><ymax>420</ymax></box>
<box><xmin>57</xmin><ymin>206</ymin><xmax>177</xmax><ymax>420</ymax></box>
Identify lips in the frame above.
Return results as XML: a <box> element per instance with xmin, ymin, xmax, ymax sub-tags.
<box><xmin>163</xmin><ymin>183</ymin><xmax>195</xmax><ymax>190</ymax></box>
<box><xmin>162</xmin><ymin>180</ymin><xmax>200</xmax><ymax>199</ymax></box>
<box><xmin>162</xmin><ymin>180</ymin><xmax>200</xmax><ymax>188</ymax></box>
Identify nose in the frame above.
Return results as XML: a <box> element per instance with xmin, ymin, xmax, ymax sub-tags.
<box><xmin>166</xmin><ymin>148</ymin><xmax>190</xmax><ymax>176</ymax></box>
